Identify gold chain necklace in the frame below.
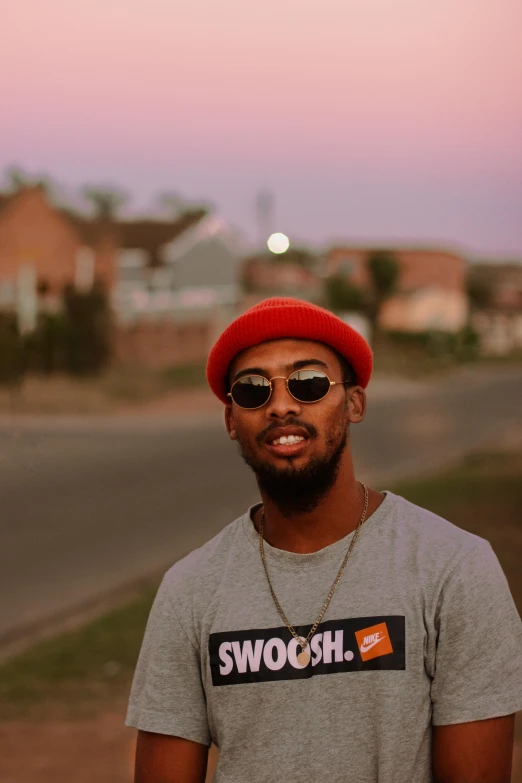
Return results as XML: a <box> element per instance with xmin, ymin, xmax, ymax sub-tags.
<box><xmin>258</xmin><ymin>483</ymin><xmax>369</xmax><ymax>666</ymax></box>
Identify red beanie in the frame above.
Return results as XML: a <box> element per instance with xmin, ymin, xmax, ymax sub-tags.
<box><xmin>206</xmin><ymin>297</ymin><xmax>373</xmax><ymax>404</ymax></box>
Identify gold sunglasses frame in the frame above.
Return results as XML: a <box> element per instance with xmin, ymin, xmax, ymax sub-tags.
<box><xmin>227</xmin><ymin>370</ymin><xmax>351</xmax><ymax>410</ymax></box>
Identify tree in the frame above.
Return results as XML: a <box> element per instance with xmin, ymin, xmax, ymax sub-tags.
<box><xmin>367</xmin><ymin>249</ymin><xmax>399</xmax><ymax>333</ymax></box>
<box><xmin>2</xmin><ymin>166</ymin><xmax>53</xmax><ymax>195</ymax></box>
<box><xmin>156</xmin><ymin>191</ymin><xmax>186</xmax><ymax>218</ymax></box>
<box><xmin>83</xmin><ymin>187</ymin><xmax>128</xmax><ymax>221</ymax></box>
<box><xmin>324</xmin><ymin>276</ymin><xmax>366</xmax><ymax>313</ymax></box>
<box><xmin>467</xmin><ymin>276</ymin><xmax>493</xmax><ymax>310</ymax></box>
<box><xmin>0</xmin><ymin>314</ymin><xmax>26</xmax><ymax>386</ymax></box>
<box><xmin>61</xmin><ymin>282</ymin><xmax>112</xmax><ymax>374</ymax></box>
<box><xmin>3</xmin><ymin>165</ymin><xmax>28</xmax><ymax>191</ymax></box>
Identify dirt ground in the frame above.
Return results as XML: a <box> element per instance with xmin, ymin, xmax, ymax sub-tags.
<box><xmin>0</xmin><ymin>706</ymin><xmax>520</xmax><ymax>782</ymax></box>
<box><xmin>0</xmin><ymin>703</ymin><xmax>219</xmax><ymax>783</ymax></box>
<box><xmin>0</xmin><ymin>376</ymin><xmax>223</xmax><ymax>419</ymax></box>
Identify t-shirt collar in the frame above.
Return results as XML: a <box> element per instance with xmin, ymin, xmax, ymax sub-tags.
<box><xmin>241</xmin><ymin>490</ymin><xmax>397</xmax><ymax>569</ymax></box>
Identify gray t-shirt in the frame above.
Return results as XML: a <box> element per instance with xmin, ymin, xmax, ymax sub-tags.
<box><xmin>126</xmin><ymin>491</ymin><xmax>522</xmax><ymax>782</ymax></box>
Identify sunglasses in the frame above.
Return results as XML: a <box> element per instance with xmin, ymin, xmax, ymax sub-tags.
<box><xmin>228</xmin><ymin>370</ymin><xmax>352</xmax><ymax>410</ymax></box>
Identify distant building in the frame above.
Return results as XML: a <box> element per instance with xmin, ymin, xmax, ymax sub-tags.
<box><xmin>0</xmin><ymin>186</ymin><xmax>116</xmax><ymax>312</ymax></box>
<box><xmin>326</xmin><ymin>247</ymin><xmax>468</xmax><ymax>333</ymax></box>
<box><xmin>160</xmin><ymin>214</ymin><xmax>246</xmax><ymax>288</ymax></box>
<box><xmin>468</xmin><ymin>262</ymin><xmax>522</xmax><ymax>311</ymax></box>
<box><xmin>241</xmin><ymin>251</ymin><xmax>323</xmax><ymax>302</ymax></box>
<box><xmin>468</xmin><ymin>263</ymin><xmax>522</xmax><ymax>355</ymax></box>
<box><xmin>0</xmin><ymin>185</ymin><xmax>245</xmax><ymax>322</ymax></box>
<box><xmin>0</xmin><ymin>184</ymin><xmax>247</xmax><ymax>365</ymax></box>
<box><xmin>113</xmin><ymin>212</ymin><xmax>245</xmax><ymax>323</ymax></box>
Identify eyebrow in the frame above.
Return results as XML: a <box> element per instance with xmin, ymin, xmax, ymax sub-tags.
<box><xmin>232</xmin><ymin>358</ymin><xmax>328</xmax><ymax>383</ymax></box>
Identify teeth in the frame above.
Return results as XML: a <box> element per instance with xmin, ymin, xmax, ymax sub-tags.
<box><xmin>272</xmin><ymin>435</ymin><xmax>305</xmax><ymax>446</ymax></box>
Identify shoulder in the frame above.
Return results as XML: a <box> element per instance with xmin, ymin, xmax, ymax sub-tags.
<box><xmin>381</xmin><ymin>491</ymin><xmax>493</xmax><ymax>581</ymax></box>
<box><xmin>158</xmin><ymin>512</ymin><xmax>250</xmax><ymax>615</ymax></box>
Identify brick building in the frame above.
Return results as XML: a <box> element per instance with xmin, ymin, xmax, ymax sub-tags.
<box><xmin>326</xmin><ymin>246</ymin><xmax>469</xmax><ymax>332</ymax></box>
<box><xmin>0</xmin><ymin>185</ymin><xmax>209</xmax><ymax>302</ymax></box>
<box><xmin>0</xmin><ymin>186</ymin><xmax>116</xmax><ymax>308</ymax></box>
<box><xmin>241</xmin><ymin>252</ymin><xmax>322</xmax><ymax>302</ymax></box>
<box><xmin>0</xmin><ymin>184</ymin><xmax>242</xmax><ymax>366</ymax></box>
<box><xmin>468</xmin><ymin>263</ymin><xmax>522</xmax><ymax>355</ymax></box>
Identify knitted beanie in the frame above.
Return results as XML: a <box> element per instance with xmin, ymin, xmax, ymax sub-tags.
<box><xmin>206</xmin><ymin>297</ymin><xmax>373</xmax><ymax>404</ymax></box>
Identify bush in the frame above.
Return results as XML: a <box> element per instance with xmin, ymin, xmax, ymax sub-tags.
<box><xmin>384</xmin><ymin>327</ymin><xmax>480</xmax><ymax>363</ymax></box>
<box><xmin>0</xmin><ymin>314</ymin><xmax>26</xmax><ymax>385</ymax></box>
<box><xmin>61</xmin><ymin>282</ymin><xmax>112</xmax><ymax>375</ymax></box>
<box><xmin>454</xmin><ymin>325</ymin><xmax>480</xmax><ymax>360</ymax></box>
<box><xmin>324</xmin><ymin>276</ymin><xmax>366</xmax><ymax>313</ymax></box>
<box><xmin>24</xmin><ymin>313</ymin><xmax>69</xmax><ymax>374</ymax></box>
<box><xmin>0</xmin><ymin>282</ymin><xmax>113</xmax><ymax>382</ymax></box>
<box><xmin>160</xmin><ymin>362</ymin><xmax>207</xmax><ymax>387</ymax></box>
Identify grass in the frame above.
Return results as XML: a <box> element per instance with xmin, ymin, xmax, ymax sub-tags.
<box><xmin>372</xmin><ymin>335</ymin><xmax>522</xmax><ymax>380</ymax></box>
<box><xmin>0</xmin><ymin>449</ymin><xmax>521</xmax><ymax>719</ymax></box>
<box><xmin>0</xmin><ymin>362</ymin><xmax>209</xmax><ymax>415</ymax></box>
<box><xmin>0</xmin><ymin>586</ymin><xmax>157</xmax><ymax>719</ymax></box>
<box><xmin>391</xmin><ymin>449</ymin><xmax>522</xmax><ymax>611</ymax></box>
<box><xmin>372</xmin><ymin>340</ymin><xmax>462</xmax><ymax>379</ymax></box>
<box><xmin>101</xmin><ymin>362</ymin><xmax>207</xmax><ymax>402</ymax></box>
<box><xmin>159</xmin><ymin>362</ymin><xmax>208</xmax><ymax>388</ymax></box>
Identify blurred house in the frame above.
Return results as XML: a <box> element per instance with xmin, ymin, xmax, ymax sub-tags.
<box><xmin>326</xmin><ymin>247</ymin><xmax>468</xmax><ymax>332</ymax></box>
<box><xmin>241</xmin><ymin>251</ymin><xmax>323</xmax><ymax>302</ymax></box>
<box><xmin>160</xmin><ymin>214</ymin><xmax>246</xmax><ymax>288</ymax></box>
<box><xmin>0</xmin><ymin>185</ymin><xmax>115</xmax><ymax>317</ymax></box>
<box><xmin>468</xmin><ymin>263</ymin><xmax>522</xmax><ymax>355</ymax></box>
<box><xmin>0</xmin><ymin>184</ymin><xmax>245</xmax><ymax>304</ymax></box>
<box><xmin>113</xmin><ymin>214</ymin><xmax>245</xmax><ymax>367</ymax></box>
<box><xmin>0</xmin><ymin>184</ymin><xmax>245</xmax><ymax>365</ymax></box>
<box><xmin>114</xmin><ymin>213</ymin><xmax>244</xmax><ymax>323</ymax></box>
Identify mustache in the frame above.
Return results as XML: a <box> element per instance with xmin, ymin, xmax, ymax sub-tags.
<box><xmin>256</xmin><ymin>418</ymin><xmax>318</xmax><ymax>446</ymax></box>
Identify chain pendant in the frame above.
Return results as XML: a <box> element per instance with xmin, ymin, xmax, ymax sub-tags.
<box><xmin>297</xmin><ymin>650</ymin><xmax>311</xmax><ymax>666</ymax></box>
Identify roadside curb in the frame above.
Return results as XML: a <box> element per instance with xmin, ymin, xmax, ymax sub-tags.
<box><xmin>0</xmin><ymin>569</ymin><xmax>168</xmax><ymax>666</ymax></box>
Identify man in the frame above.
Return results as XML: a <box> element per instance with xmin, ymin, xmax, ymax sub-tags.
<box><xmin>126</xmin><ymin>297</ymin><xmax>522</xmax><ymax>782</ymax></box>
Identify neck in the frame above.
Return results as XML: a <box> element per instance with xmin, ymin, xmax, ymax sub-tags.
<box><xmin>255</xmin><ymin>455</ymin><xmax>384</xmax><ymax>554</ymax></box>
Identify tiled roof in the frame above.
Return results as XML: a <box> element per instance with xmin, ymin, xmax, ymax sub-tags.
<box><xmin>0</xmin><ymin>185</ymin><xmax>208</xmax><ymax>268</ymax></box>
<box><xmin>60</xmin><ymin>207</ymin><xmax>207</xmax><ymax>262</ymax></box>
<box><xmin>117</xmin><ymin>209</ymin><xmax>206</xmax><ymax>250</ymax></box>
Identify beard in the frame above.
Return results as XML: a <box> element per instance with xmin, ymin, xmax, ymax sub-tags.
<box><xmin>237</xmin><ymin>421</ymin><xmax>349</xmax><ymax>516</ymax></box>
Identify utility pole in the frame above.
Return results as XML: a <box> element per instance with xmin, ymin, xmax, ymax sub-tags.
<box><xmin>255</xmin><ymin>191</ymin><xmax>274</xmax><ymax>250</ymax></box>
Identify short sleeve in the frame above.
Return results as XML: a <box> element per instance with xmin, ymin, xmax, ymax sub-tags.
<box><xmin>431</xmin><ymin>540</ymin><xmax>522</xmax><ymax>725</ymax></box>
<box><xmin>125</xmin><ymin>576</ymin><xmax>211</xmax><ymax>746</ymax></box>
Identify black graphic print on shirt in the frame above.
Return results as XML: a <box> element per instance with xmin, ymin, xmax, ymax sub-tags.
<box><xmin>209</xmin><ymin>615</ymin><xmax>406</xmax><ymax>686</ymax></box>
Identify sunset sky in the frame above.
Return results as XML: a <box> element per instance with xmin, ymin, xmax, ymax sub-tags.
<box><xmin>2</xmin><ymin>0</ymin><xmax>521</xmax><ymax>256</ymax></box>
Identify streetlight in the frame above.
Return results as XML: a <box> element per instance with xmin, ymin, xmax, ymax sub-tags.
<box><xmin>267</xmin><ymin>232</ymin><xmax>290</xmax><ymax>255</ymax></box>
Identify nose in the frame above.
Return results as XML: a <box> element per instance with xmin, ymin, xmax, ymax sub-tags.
<box><xmin>264</xmin><ymin>377</ymin><xmax>301</xmax><ymax>419</ymax></box>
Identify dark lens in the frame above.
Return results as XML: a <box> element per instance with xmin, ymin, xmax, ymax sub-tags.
<box><xmin>231</xmin><ymin>375</ymin><xmax>271</xmax><ymax>408</ymax></box>
<box><xmin>288</xmin><ymin>370</ymin><xmax>330</xmax><ymax>402</ymax></box>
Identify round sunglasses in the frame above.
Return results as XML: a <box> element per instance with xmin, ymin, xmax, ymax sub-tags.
<box><xmin>228</xmin><ymin>369</ymin><xmax>352</xmax><ymax>410</ymax></box>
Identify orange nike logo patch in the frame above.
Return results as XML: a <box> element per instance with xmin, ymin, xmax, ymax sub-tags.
<box><xmin>355</xmin><ymin>622</ymin><xmax>394</xmax><ymax>662</ymax></box>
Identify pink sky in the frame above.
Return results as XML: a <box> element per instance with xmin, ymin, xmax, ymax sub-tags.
<box><xmin>2</xmin><ymin>0</ymin><xmax>521</xmax><ymax>256</ymax></box>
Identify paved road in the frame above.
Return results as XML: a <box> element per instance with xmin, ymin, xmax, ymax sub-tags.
<box><xmin>1</xmin><ymin>366</ymin><xmax>521</xmax><ymax>648</ymax></box>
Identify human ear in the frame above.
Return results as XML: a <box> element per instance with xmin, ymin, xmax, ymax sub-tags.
<box><xmin>224</xmin><ymin>405</ymin><xmax>238</xmax><ymax>440</ymax></box>
<box><xmin>346</xmin><ymin>387</ymin><xmax>366</xmax><ymax>423</ymax></box>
